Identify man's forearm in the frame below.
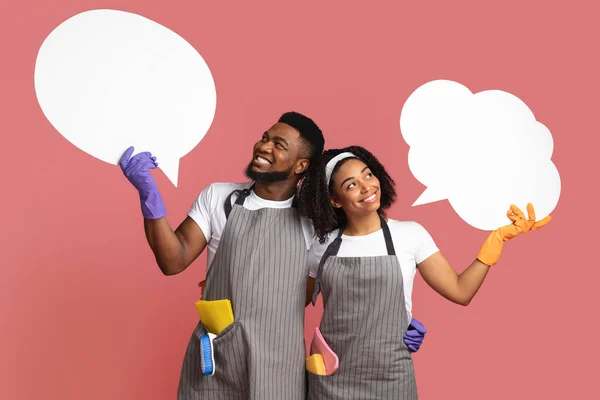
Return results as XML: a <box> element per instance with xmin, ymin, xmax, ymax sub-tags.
<box><xmin>144</xmin><ymin>218</ymin><xmax>186</xmax><ymax>275</ymax></box>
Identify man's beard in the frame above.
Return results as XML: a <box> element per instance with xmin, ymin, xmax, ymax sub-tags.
<box><xmin>245</xmin><ymin>162</ymin><xmax>293</xmax><ymax>183</ymax></box>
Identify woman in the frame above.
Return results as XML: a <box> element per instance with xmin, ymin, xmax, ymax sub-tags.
<box><xmin>298</xmin><ymin>146</ymin><xmax>551</xmax><ymax>399</ymax></box>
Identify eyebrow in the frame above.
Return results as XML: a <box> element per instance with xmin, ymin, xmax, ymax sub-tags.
<box><xmin>263</xmin><ymin>131</ymin><xmax>289</xmax><ymax>148</ymax></box>
<box><xmin>273</xmin><ymin>135</ymin><xmax>288</xmax><ymax>147</ymax></box>
<box><xmin>340</xmin><ymin>166</ymin><xmax>369</xmax><ymax>187</ymax></box>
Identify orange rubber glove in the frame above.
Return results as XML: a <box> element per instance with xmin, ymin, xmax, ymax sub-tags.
<box><xmin>477</xmin><ymin>203</ymin><xmax>551</xmax><ymax>266</ymax></box>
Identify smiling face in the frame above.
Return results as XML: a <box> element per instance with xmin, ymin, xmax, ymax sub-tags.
<box><xmin>245</xmin><ymin>122</ymin><xmax>310</xmax><ymax>183</ymax></box>
<box><xmin>330</xmin><ymin>158</ymin><xmax>381</xmax><ymax>217</ymax></box>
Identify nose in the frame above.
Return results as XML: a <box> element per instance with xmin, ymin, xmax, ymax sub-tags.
<box><xmin>258</xmin><ymin>140</ymin><xmax>273</xmax><ymax>154</ymax></box>
<box><xmin>359</xmin><ymin>180</ymin><xmax>370</xmax><ymax>193</ymax></box>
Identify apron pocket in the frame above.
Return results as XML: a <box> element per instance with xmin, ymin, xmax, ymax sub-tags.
<box><xmin>199</xmin><ymin>321</ymin><xmax>249</xmax><ymax>393</ymax></box>
<box><xmin>213</xmin><ymin>320</ymin><xmax>236</xmax><ymax>342</ymax></box>
<box><xmin>306</xmin><ymin>370</ymin><xmax>337</xmax><ymax>399</ymax></box>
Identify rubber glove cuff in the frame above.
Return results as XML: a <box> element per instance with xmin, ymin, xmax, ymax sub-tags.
<box><xmin>477</xmin><ymin>230</ymin><xmax>504</xmax><ymax>266</ymax></box>
<box><xmin>140</xmin><ymin>187</ymin><xmax>167</xmax><ymax>219</ymax></box>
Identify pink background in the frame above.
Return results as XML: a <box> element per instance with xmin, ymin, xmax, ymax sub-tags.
<box><xmin>1</xmin><ymin>0</ymin><xmax>597</xmax><ymax>399</ymax></box>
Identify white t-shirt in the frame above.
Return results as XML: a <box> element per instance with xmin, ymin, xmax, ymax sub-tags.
<box><xmin>308</xmin><ymin>219</ymin><xmax>439</xmax><ymax>323</ymax></box>
<box><xmin>188</xmin><ymin>182</ymin><xmax>315</xmax><ymax>269</ymax></box>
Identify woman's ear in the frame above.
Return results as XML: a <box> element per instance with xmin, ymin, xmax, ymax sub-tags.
<box><xmin>330</xmin><ymin>196</ymin><xmax>342</xmax><ymax>209</ymax></box>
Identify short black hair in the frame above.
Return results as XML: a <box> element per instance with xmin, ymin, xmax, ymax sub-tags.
<box><xmin>298</xmin><ymin>146</ymin><xmax>397</xmax><ymax>244</ymax></box>
<box><xmin>278</xmin><ymin>111</ymin><xmax>324</xmax><ymax>166</ymax></box>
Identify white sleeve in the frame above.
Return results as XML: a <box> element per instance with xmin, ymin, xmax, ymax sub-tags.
<box><xmin>308</xmin><ymin>231</ymin><xmax>338</xmax><ymax>278</ymax></box>
<box><xmin>308</xmin><ymin>245</ymin><xmax>318</xmax><ymax>278</ymax></box>
<box><xmin>300</xmin><ymin>216</ymin><xmax>316</xmax><ymax>252</ymax></box>
<box><xmin>413</xmin><ymin>222</ymin><xmax>439</xmax><ymax>264</ymax></box>
<box><xmin>187</xmin><ymin>184</ymin><xmax>215</xmax><ymax>242</ymax></box>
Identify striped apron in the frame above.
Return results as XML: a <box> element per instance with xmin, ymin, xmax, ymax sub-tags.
<box><xmin>178</xmin><ymin>187</ymin><xmax>309</xmax><ymax>399</ymax></box>
<box><xmin>308</xmin><ymin>216</ymin><xmax>417</xmax><ymax>399</ymax></box>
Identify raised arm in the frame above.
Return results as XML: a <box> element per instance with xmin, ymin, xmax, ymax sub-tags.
<box><xmin>418</xmin><ymin>204</ymin><xmax>551</xmax><ymax>306</ymax></box>
<box><xmin>119</xmin><ymin>146</ymin><xmax>208</xmax><ymax>275</ymax></box>
<box><xmin>144</xmin><ymin>216</ymin><xmax>208</xmax><ymax>275</ymax></box>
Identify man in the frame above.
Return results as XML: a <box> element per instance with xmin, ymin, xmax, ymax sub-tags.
<box><xmin>119</xmin><ymin>112</ymin><xmax>426</xmax><ymax>399</ymax></box>
<box><xmin>120</xmin><ymin>112</ymin><xmax>323</xmax><ymax>399</ymax></box>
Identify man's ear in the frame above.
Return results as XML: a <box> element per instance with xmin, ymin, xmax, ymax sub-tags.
<box><xmin>295</xmin><ymin>159</ymin><xmax>310</xmax><ymax>175</ymax></box>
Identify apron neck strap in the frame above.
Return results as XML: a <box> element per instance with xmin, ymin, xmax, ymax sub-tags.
<box><xmin>329</xmin><ymin>215</ymin><xmax>395</xmax><ymax>257</ymax></box>
<box><xmin>380</xmin><ymin>215</ymin><xmax>396</xmax><ymax>256</ymax></box>
<box><xmin>311</xmin><ymin>214</ymin><xmax>395</xmax><ymax>305</ymax></box>
<box><xmin>224</xmin><ymin>184</ymin><xmax>299</xmax><ymax>219</ymax></box>
<box><xmin>224</xmin><ymin>184</ymin><xmax>255</xmax><ymax>219</ymax></box>
<box><xmin>311</xmin><ymin>233</ymin><xmax>342</xmax><ymax>306</ymax></box>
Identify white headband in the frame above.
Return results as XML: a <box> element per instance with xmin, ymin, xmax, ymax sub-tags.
<box><xmin>325</xmin><ymin>152</ymin><xmax>357</xmax><ymax>186</ymax></box>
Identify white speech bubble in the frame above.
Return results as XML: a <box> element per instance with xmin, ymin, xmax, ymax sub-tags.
<box><xmin>400</xmin><ymin>79</ymin><xmax>561</xmax><ymax>230</ymax></box>
<box><xmin>34</xmin><ymin>9</ymin><xmax>216</xmax><ymax>186</ymax></box>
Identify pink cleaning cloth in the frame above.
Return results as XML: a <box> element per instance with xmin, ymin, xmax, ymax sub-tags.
<box><xmin>310</xmin><ymin>327</ymin><xmax>339</xmax><ymax>375</ymax></box>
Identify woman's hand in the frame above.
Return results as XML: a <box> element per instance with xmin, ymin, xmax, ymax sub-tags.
<box><xmin>404</xmin><ymin>318</ymin><xmax>427</xmax><ymax>352</ymax></box>
<box><xmin>418</xmin><ymin>203</ymin><xmax>551</xmax><ymax>306</ymax></box>
<box><xmin>477</xmin><ymin>203</ymin><xmax>551</xmax><ymax>266</ymax></box>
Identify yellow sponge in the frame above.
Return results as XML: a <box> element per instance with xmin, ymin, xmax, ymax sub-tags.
<box><xmin>195</xmin><ymin>299</ymin><xmax>234</xmax><ymax>335</ymax></box>
<box><xmin>306</xmin><ymin>354</ymin><xmax>326</xmax><ymax>375</ymax></box>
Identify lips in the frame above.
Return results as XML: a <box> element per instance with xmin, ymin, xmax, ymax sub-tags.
<box><xmin>360</xmin><ymin>189</ymin><xmax>378</xmax><ymax>203</ymax></box>
<box><xmin>253</xmin><ymin>154</ymin><xmax>273</xmax><ymax>165</ymax></box>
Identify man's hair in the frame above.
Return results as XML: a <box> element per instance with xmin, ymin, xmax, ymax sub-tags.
<box><xmin>278</xmin><ymin>111</ymin><xmax>325</xmax><ymax>165</ymax></box>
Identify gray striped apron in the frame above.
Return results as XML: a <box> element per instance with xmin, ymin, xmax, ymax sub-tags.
<box><xmin>308</xmin><ymin>216</ymin><xmax>417</xmax><ymax>399</ymax></box>
<box><xmin>178</xmin><ymin>187</ymin><xmax>309</xmax><ymax>400</ymax></box>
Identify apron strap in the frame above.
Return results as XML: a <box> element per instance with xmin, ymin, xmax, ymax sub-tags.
<box><xmin>224</xmin><ymin>184</ymin><xmax>254</xmax><ymax>219</ymax></box>
<box><xmin>224</xmin><ymin>184</ymin><xmax>298</xmax><ymax>218</ymax></box>
<box><xmin>311</xmin><ymin>215</ymin><xmax>395</xmax><ymax>306</ymax></box>
<box><xmin>380</xmin><ymin>215</ymin><xmax>396</xmax><ymax>256</ymax></box>
<box><xmin>311</xmin><ymin>228</ymin><xmax>343</xmax><ymax>306</ymax></box>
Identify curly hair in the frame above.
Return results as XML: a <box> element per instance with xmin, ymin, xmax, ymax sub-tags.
<box><xmin>298</xmin><ymin>146</ymin><xmax>397</xmax><ymax>244</ymax></box>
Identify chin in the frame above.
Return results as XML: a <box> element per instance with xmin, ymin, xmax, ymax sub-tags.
<box><xmin>246</xmin><ymin>161</ymin><xmax>268</xmax><ymax>177</ymax></box>
<box><xmin>363</xmin><ymin>201</ymin><xmax>381</xmax><ymax>213</ymax></box>
<box><xmin>370</xmin><ymin>202</ymin><xmax>381</xmax><ymax>212</ymax></box>
<box><xmin>351</xmin><ymin>202</ymin><xmax>380</xmax><ymax>215</ymax></box>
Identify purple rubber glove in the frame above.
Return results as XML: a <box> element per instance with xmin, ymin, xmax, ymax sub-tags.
<box><xmin>404</xmin><ymin>318</ymin><xmax>427</xmax><ymax>353</ymax></box>
<box><xmin>119</xmin><ymin>146</ymin><xmax>167</xmax><ymax>219</ymax></box>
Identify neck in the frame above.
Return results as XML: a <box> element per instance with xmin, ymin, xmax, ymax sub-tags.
<box><xmin>343</xmin><ymin>211</ymin><xmax>382</xmax><ymax>236</ymax></box>
<box><xmin>253</xmin><ymin>180</ymin><xmax>298</xmax><ymax>201</ymax></box>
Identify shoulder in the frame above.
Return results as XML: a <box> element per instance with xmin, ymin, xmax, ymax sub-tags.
<box><xmin>311</xmin><ymin>227</ymin><xmax>339</xmax><ymax>250</ymax></box>
<box><xmin>387</xmin><ymin>219</ymin><xmax>427</xmax><ymax>232</ymax></box>
<box><xmin>206</xmin><ymin>181</ymin><xmax>252</xmax><ymax>195</ymax></box>
<box><xmin>196</xmin><ymin>181</ymin><xmax>251</xmax><ymax>201</ymax></box>
<box><xmin>300</xmin><ymin>214</ymin><xmax>315</xmax><ymax>235</ymax></box>
<box><xmin>310</xmin><ymin>229</ymin><xmax>338</xmax><ymax>264</ymax></box>
<box><xmin>387</xmin><ymin>219</ymin><xmax>433</xmax><ymax>241</ymax></box>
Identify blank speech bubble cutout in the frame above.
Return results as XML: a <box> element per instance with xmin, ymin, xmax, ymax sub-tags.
<box><xmin>34</xmin><ymin>9</ymin><xmax>217</xmax><ymax>186</ymax></box>
<box><xmin>400</xmin><ymin>79</ymin><xmax>561</xmax><ymax>231</ymax></box>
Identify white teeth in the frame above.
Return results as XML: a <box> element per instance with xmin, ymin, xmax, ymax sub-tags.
<box><xmin>255</xmin><ymin>156</ymin><xmax>271</xmax><ymax>165</ymax></box>
<box><xmin>362</xmin><ymin>193</ymin><xmax>376</xmax><ymax>202</ymax></box>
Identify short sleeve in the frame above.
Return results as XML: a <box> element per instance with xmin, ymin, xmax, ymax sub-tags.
<box><xmin>187</xmin><ymin>184</ymin><xmax>215</xmax><ymax>242</ymax></box>
<box><xmin>413</xmin><ymin>222</ymin><xmax>439</xmax><ymax>265</ymax></box>
<box><xmin>308</xmin><ymin>246</ymin><xmax>318</xmax><ymax>278</ymax></box>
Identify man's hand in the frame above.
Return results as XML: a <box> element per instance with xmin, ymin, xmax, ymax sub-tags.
<box><xmin>119</xmin><ymin>146</ymin><xmax>167</xmax><ymax>219</ymax></box>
